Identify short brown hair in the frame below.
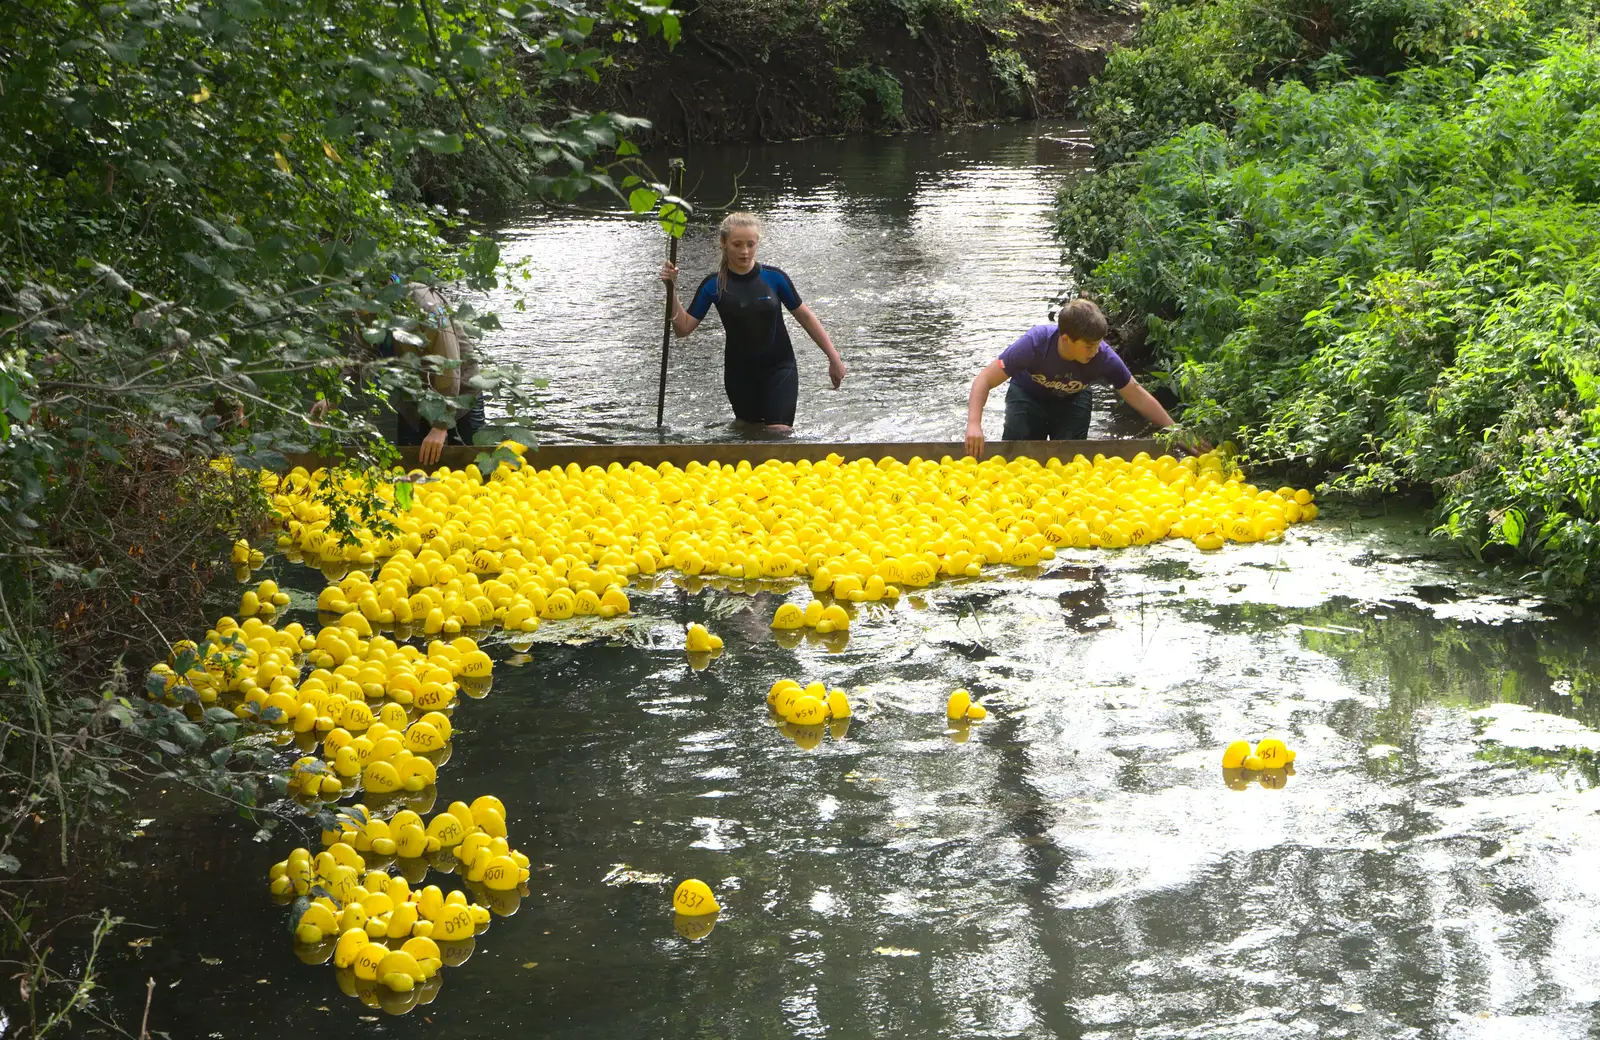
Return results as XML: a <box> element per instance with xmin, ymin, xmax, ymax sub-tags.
<box><xmin>1057</xmin><ymin>298</ymin><xmax>1108</xmax><ymax>344</ymax></box>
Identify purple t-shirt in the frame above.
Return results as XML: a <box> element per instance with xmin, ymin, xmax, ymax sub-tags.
<box><xmin>998</xmin><ymin>324</ymin><xmax>1131</xmax><ymax>401</ymax></box>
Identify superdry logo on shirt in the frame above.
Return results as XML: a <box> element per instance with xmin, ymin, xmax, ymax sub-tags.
<box><xmin>1032</xmin><ymin>373</ymin><xmax>1088</xmax><ymax>395</ymax></box>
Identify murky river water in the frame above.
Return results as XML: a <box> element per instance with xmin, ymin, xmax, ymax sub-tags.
<box><xmin>72</xmin><ymin>124</ymin><xmax>1600</xmax><ymax>1040</ymax></box>
<box><xmin>475</xmin><ymin>121</ymin><xmax>1107</xmax><ymax>443</ymax></box>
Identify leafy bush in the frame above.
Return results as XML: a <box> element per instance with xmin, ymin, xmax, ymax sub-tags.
<box><xmin>988</xmin><ymin>46</ymin><xmax>1038</xmax><ymax>107</ymax></box>
<box><xmin>0</xmin><ymin>0</ymin><xmax>678</xmax><ymax>880</ymax></box>
<box><xmin>1090</xmin><ymin>42</ymin><xmax>1600</xmax><ymax>596</ymax></box>
<box><xmin>1080</xmin><ymin>0</ymin><xmax>1585</xmax><ymax>168</ymax></box>
<box><xmin>1059</xmin><ymin>0</ymin><xmax>1597</xmax><ymax>279</ymax></box>
<box><xmin>836</xmin><ymin>64</ymin><xmax>908</xmax><ymax>126</ymax></box>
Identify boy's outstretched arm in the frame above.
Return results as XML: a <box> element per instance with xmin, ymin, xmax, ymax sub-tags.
<box><xmin>1117</xmin><ymin>378</ymin><xmax>1212</xmax><ymax>453</ymax></box>
<box><xmin>966</xmin><ymin>360</ymin><xmax>1009</xmax><ymax>459</ymax></box>
<box><xmin>1116</xmin><ymin>378</ymin><xmax>1175</xmax><ymax>428</ymax></box>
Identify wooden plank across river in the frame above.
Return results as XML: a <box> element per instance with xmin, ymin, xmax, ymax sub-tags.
<box><xmin>285</xmin><ymin>439</ymin><xmax>1168</xmax><ymax>472</ymax></box>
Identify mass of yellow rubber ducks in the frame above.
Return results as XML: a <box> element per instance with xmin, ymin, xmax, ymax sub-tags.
<box><xmin>269</xmin><ymin>796</ymin><xmax>528</xmax><ymax>1014</ymax></box>
<box><xmin>259</xmin><ymin>447</ymin><xmax>1315</xmax><ymax>644</ymax></box>
<box><xmin>160</xmin><ymin>445</ymin><xmax>1320</xmax><ymax>1009</ymax></box>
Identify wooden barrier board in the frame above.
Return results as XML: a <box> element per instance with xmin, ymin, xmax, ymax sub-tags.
<box><xmin>283</xmin><ymin>439</ymin><xmax>1169</xmax><ymax>472</ymax></box>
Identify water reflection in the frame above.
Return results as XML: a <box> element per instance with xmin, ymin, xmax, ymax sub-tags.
<box><xmin>84</xmin><ymin>528</ymin><xmax>1600</xmax><ymax>1033</ymax></box>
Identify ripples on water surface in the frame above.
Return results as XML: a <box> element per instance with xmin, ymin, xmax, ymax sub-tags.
<box><xmin>91</xmin><ymin>507</ymin><xmax>1600</xmax><ymax>1040</ymax></box>
<box><xmin>77</xmin><ymin>124</ymin><xmax>1600</xmax><ymax>1040</ymax></box>
<box><xmin>477</xmin><ymin>122</ymin><xmax>1099</xmax><ymax>443</ymax></box>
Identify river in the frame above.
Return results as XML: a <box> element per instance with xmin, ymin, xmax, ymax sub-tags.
<box><xmin>74</xmin><ymin>122</ymin><xmax>1600</xmax><ymax>1040</ymax></box>
<box><xmin>476</xmin><ymin>120</ymin><xmax>1109</xmax><ymax>443</ymax></box>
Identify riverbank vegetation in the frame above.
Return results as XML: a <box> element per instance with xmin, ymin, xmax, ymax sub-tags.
<box><xmin>553</xmin><ymin>0</ymin><xmax>1135</xmax><ymax>160</ymax></box>
<box><xmin>1059</xmin><ymin>0</ymin><xmax>1600</xmax><ymax>600</ymax></box>
<box><xmin>0</xmin><ymin>1</ymin><xmax>677</xmax><ymax>1024</ymax></box>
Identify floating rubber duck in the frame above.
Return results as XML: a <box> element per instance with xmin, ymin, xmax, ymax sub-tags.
<box><xmin>771</xmin><ymin>603</ymin><xmax>805</xmax><ymax>630</ymax></box>
<box><xmin>1220</xmin><ymin>737</ymin><xmax>1297</xmax><ymax>770</ymax></box>
<box><xmin>672</xmin><ymin>878</ymin><xmax>720</xmax><ymax>916</ymax></box>
<box><xmin>685</xmin><ymin>623</ymin><xmax>724</xmax><ymax>654</ymax></box>
<box><xmin>945</xmin><ymin>689</ymin><xmax>988</xmax><ymax>722</ymax></box>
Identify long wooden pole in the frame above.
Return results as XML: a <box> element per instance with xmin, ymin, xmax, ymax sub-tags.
<box><xmin>656</xmin><ymin>158</ymin><xmax>685</xmax><ymax>428</ymax></box>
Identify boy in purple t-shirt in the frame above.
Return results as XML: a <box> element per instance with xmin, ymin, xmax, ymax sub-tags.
<box><xmin>964</xmin><ymin>298</ymin><xmax>1182</xmax><ymax>458</ymax></box>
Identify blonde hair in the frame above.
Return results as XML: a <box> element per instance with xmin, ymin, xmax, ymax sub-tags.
<box><xmin>716</xmin><ymin>212</ymin><xmax>761</xmax><ymax>295</ymax></box>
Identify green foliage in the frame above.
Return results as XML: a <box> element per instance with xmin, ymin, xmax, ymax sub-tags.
<box><xmin>0</xmin><ymin>0</ymin><xmax>677</xmax><ymax>882</ymax></box>
<box><xmin>0</xmin><ymin>904</ymin><xmax>119</xmax><ymax>1038</ymax></box>
<box><xmin>836</xmin><ymin>64</ymin><xmax>907</xmax><ymax>127</ymax></box>
<box><xmin>1055</xmin><ymin>162</ymin><xmax>1140</xmax><ymax>280</ymax></box>
<box><xmin>987</xmin><ymin>46</ymin><xmax>1037</xmax><ymax>107</ymax></box>
<box><xmin>1078</xmin><ymin>0</ymin><xmax>1586</xmax><ymax>169</ymax></box>
<box><xmin>1089</xmin><ymin>42</ymin><xmax>1600</xmax><ymax>597</ymax></box>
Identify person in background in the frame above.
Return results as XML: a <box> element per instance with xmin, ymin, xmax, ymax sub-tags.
<box><xmin>964</xmin><ymin>297</ymin><xmax>1197</xmax><ymax>458</ymax></box>
<box><xmin>314</xmin><ymin>278</ymin><xmax>484</xmax><ymax>466</ymax></box>
<box><xmin>659</xmin><ymin>212</ymin><xmax>845</xmax><ymax>433</ymax></box>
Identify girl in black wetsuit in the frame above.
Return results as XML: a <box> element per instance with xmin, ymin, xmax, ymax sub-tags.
<box><xmin>660</xmin><ymin>212</ymin><xmax>846</xmax><ymax>431</ymax></box>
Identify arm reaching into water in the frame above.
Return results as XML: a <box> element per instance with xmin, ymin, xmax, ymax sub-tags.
<box><xmin>793</xmin><ymin>304</ymin><xmax>846</xmax><ymax>389</ymax></box>
<box><xmin>659</xmin><ymin>262</ymin><xmax>701</xmax><ymax>338</ymax></box>
<box><xmin>1116</xmin><ymin>378</ymin><xmax>1212</xmax><ymax>454</ymax></box>
<box><xmin>965</xmin><ymin>359</ymin><xmax>1009</xmax><ymax>459</ymax></box>
<box><xmin>1116</xmin><ymin>378</ymin><xmax>1173</xmax><ymax>429</ymax></box>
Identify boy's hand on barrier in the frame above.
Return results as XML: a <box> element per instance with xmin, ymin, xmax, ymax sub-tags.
<box><xmin>964</xmin><ymin>424</ymin><xmax>985</xmax><ymax>460</ymax></box>
<box><xmin>419</xmin><ymin>426</ymin><xmax>448</xmax><ymax>467</ymax></box>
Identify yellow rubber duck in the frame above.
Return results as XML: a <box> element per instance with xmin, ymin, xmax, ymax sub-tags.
<box><xmin>685</xmin><ymin>623</ymin><xmax>724</xmax><ymax>654</ymax></box>
<box><xmin>771</xmin><ymin>603</ymin><xmax>805</xmax><ymax>630</ymax></box>
<box><xmin>1220</xmin><ymin>737</ymin><xmax>1298</xmax><ymax>773</ymax></box>
<box><xmin>672</xmin><ymin>879</ymin><xmax>720</xmax><ymax>916</ymax></box>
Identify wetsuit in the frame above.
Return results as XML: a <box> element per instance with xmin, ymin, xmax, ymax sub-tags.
<box><xmin>686</xmin><ymin>264</ymin><xmax>803</xmax><ymax>426</ymax></box>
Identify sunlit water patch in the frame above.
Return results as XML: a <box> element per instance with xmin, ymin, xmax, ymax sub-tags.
<box><xmin>81</xmin><ymin>500</ymin><xmax>1600</xmax><ymax>1039</ymax></box>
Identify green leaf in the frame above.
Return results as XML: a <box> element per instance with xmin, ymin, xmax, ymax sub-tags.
<box><xmin>417</xmin><ymin>130</ymin><xmax>464</xmax><ymax>154</ymax></box>
<box><xmin>1499</xmin><ymin>508</ymin><xmax>1525</xmax><ymax>549</ymax></box>
<box><xmin>628</xmin><ymin>188</ymin><xmax>659</xmax><ymax>214</ymax></box>
<box><xmin>658</xmin><ymin>201</ymin><xmax>688</xmax><ymax>239</ymax></box>
<box><xmin>394</xmin><ymin>480</ymin><xmax>414</xmax><ymax>511</ymax></box>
